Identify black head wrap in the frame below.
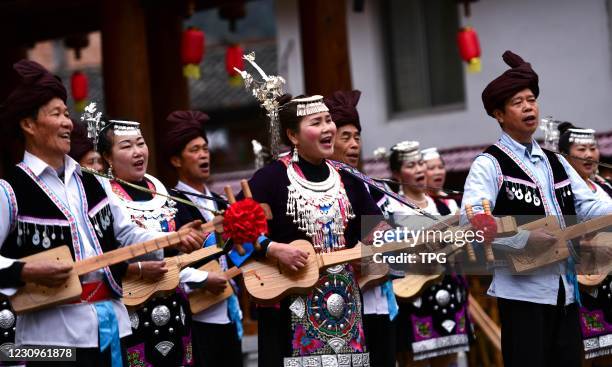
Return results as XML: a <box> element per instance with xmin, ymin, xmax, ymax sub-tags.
<box><xmin>482</xmin><ymin>51</ymin><xmax>539</xmax><ymax>117</ymax></box>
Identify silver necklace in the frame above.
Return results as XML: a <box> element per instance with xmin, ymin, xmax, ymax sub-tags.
<box><xmin>286</xmin><ymin>161</ymin><xmax>355</xmax><ymax>252</ymax></box>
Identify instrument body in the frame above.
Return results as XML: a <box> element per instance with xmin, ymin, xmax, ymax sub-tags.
<box><xmin>242</xmin><ymin>240</ymin><xmax>371</xmax><ymax>304</ymax></box>
<box><xmin>577</xmin><ymin>233</ymin><xmax>612</xmax><ymax>286</ymax></box>
<box><xmin>122</xmin><ymin>245</ymin><xmax>224</xmax><ymax>306</ymax></box>
<box><xmin>391</xmin><ymin>215</ymin><xmax>517</xmax><ymax>299</ymax></box>
<box><xmin>10</xmin><ymin>220</ymin><xmax>220</xmax><ymax>314</ymax></box>
<box><xmin>508</xmin><ymin>214</ymin><xmax>612</xmax><ymax>273</ymax></box>
<box><xmin>188</xmin><ymin>260</ymin><xmax>242</xmax><ymax>314</ymax></box>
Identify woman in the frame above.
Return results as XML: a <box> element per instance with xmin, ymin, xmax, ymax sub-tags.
<box><xmin>558</xmin><ymin>123</ymin><xmax>612</xmax><ymax>366</ymax></box>
<box><xmin>97</xmin><ymin>119</ymin><xmax>194</xmax><ymax>367</ymax></box>
<box><xmin>387</xmin><ymin>141</ymin><xmax>470</xmax><ymax>367</ymax></box>
<box><xmin>245</xmin><ymin>94</ymin><xmax>381</xmax><ymax>366</ymax></box>
<box><xmin>69</xmin><ymin>119</ymin><xmax>106</xmax><ymax>173</ymax></box>
<box><xmin>421</xmin><ymin>147</ymin><xmax>459</xmax><ymax>215</ymax></box>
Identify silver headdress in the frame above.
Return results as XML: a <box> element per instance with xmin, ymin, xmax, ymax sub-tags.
<box><xmin>567</xmin><ymin>128</ymin><xmax>596</xmax><ymax>145</ymax></box>
<box><xmin>421</xmin><ymin>147</ymin><xmax>440</xmax><ymax>161</ymax></box>
<box><xmin>373</xmin><ymin>147</ymin><xmax>389</xmax><ymax>160</ymax></box>
<box><xmin>252</xmin><ymin>139</ymin><xmax>266</xmax><ymax>169</ymax></box>
<box><xmin>391</xmin><ymin>141</ymin><xmax>422</xmax><ymax>163</ymax></box>
<box><xmin>233</xmin><ymin>52</ymin><xmax>286</xmax><ymax>158</ymax></box>
<box><xmin>293</xmin><ymin>95</ymin><xmax>328</xmax><ymax>116</ymax></box>
<box><xmin>81</xmin><ymin>102</ymin><xmax>141</xmax><ymax>151</ymax></box>
<box><xmin>81</xmin><ymin>102</ymin><xmax>104</xmax><ymax>150</ymax></box>
<box><xmin>109</xmin><ymin>120</ymin><xmax>141</xmax><ymax>136</ymax></box>
<box><xmin>539</xmin><ymin>116</ymin><xmax>562</xmax><ymax>150</ymax></box>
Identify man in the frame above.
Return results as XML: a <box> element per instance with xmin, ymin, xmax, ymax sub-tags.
<box><xmin>325</xmin><ymin>90</ymin><xmax>398</xmax><ymax>367</ymax></box>
<box><xmin>462</xmin><ymin>51</ymin><xmax>611</xmax><ymax>367</ymax></box>
<box><xmin>0</xmin><ymin>60</ymin><xmax>204</xmax><ymax>367</ymax></box>
<box><xmin>166</xmin><ymin>110</ymin><xmax>244</xmax><ymax>367</ymax></box>
<box><xmin>326</xmin><ymin>90</ymin><xmax>362</xmax><ymax>168</ymax></box>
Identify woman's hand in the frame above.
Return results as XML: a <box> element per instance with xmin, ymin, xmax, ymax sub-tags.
<box><xmin>175</xmin><ymin>220</ymin><xmax>205</xmax><ymax>253</ymax></box>
<box><xmin>127</xmin><ymin>260</ymin><xmax>168</xmax><ymax>281</ymax></box>
<box><xmin>267</xmin><ymin>242</ymin><xmax>309</xmax><ymax>271</ymax></box>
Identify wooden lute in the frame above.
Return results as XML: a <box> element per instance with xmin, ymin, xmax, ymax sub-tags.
<box><xmin>243</xmin><ymin>214</ymin><xmax>517</xmax><ymax>304</ymax></box>
<box><xmin>123</xmin><ymin>180</ymin><xmax>270</xmax><ymax>306</ymax></box>
<box><xmin>508</xmin><ymin>214</ymin><xmax>612</xmax><ymax>273</ymax></box>
<box><xmin>188</xmin><ymin>260</ymin><xmax>242</xmax><ymax>314</ymax></box>
<box><xmin>10</xmin><ymin>219</ymin><xmax>222</xmax><ymax>314</ymax></box>
<box><xmin>357</xmin><ymin>214</ymin><xmax>462</xmax><ymax>291</ymax></box>
<box><xmin>122</xmin><ymin>244</ymin><xmax>225</xmax><ymax>306</ymax></box>
<box><xmin>392</xmin><ymin>213</ymin><xmax>518</xmax><ymax>300</ymax></box>
<box><xmin>577</xmin><ymin>232</ymin><xmax>612</xmax><ymax>287</ymax></box>
<box><xmin>242</xmin><ymin>240</ymin><xmax>374</xmax><ymax>304</ymax></box>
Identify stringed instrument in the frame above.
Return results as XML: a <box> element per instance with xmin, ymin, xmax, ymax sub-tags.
<box><xmin>122</xmin><ymin>180</ymin><xmax>269</xmax><ymax>306</ymax></box>
<box><xmin>576</xmin><ymin>232</ymin><xmax>612</xmax><ymax>287</ymax></box>
<box><xmin>243</xmin><ymin>214</ymin><xmax>518</xmax><ymax>304</ymax></box>
<box><xmin>188</xmin><ymin>260</ymin><xmax>242</xmax><ymax>314</ymax></box>
<box><xmin>357</xmin><ymin>214</ymin><xmax>462</xmax><ymax>291</ymax></box>
<box><xmin>507</xmin><ymin>214</ymin><xmax>612</xmax><ymax>273</ymax></box>
<box><xmin>122</xmin><ymin>244</ymin><xmax>225</xmax><ymax>306</ymax></box>
<box><xmin>392</xmin><ymin>213</ymin><xmax>518</xmax><ymax>300</ymax></box>
<box><xmin>242</xmin><ymin>240</ymin><xmax>374</xmax><ymax>304</ymax></box>
<box><xmin>10</xmin><ymin>219</ymin><xmax>222</xmax><ymax>314</ymax></box>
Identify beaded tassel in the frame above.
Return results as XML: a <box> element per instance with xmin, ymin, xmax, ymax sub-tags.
<box><xmin>286</xmin><ymin>172</ymin><xmax>355</xmax><ymax>252</ymax></box>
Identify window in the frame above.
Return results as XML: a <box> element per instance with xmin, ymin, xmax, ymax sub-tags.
<box><xmin>382</xmin><ymin>0</ymin><xmax>465</xmax><ymax>115</ymax></box>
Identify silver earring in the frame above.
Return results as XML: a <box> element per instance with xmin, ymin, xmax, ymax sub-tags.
<box><xmin>292</xmin><ymin>146</ymin><xmax>299</xmax><ymax>163</ymax></box>
<box><xmin>107</xmin><ymin>164</ymin><xmax>114</xmax><ymax>178</ymax></box>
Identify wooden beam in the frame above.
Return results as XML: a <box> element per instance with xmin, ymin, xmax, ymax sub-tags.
<box><xmin>100</xmin><ymin>0</ymin><xmax>158</xmax><ymax>175</ymax></box>
<box><xmin>145</xmin><ymin>3</ymin><xmax>190</xmax><ymax>185</ymax></box>
<box><xmin>0</xmin><ymin>43</ymin><xmax>28</xmax><ymax>177</ymax></box>
<box><xmin>0</xmin><ymin>0</ymin><xmax>100</xmax><ymax>44</ymax></box>
<box><xmin>298</xmin><ymin>0</ymin><xmax>352</xmax><ymax>96</ymax></box>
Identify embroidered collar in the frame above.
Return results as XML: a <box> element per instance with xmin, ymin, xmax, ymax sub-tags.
<box><xmin>110</xmin><ymin>174</ymin><xmax>170</xmax><ymax>211</ymax></box>
<box><xmin>499</xmin><ymin>133</ymin><xmax>545</xmax><ymax>161</ymax></box>
<box><xmin>23</xmin><ymin>151</ymin><xmax>82</xmax><ymax>179</ymax></box>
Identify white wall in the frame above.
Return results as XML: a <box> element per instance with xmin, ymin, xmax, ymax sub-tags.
<box><xmin>345</xmin><ymin>0</ymin><xmax>612</xmax><ymax>156</ymax></box>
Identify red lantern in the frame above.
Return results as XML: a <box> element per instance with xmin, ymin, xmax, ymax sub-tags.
<box><xmin>181</xmin><ymin>27</ymin><xmax>205</xmax><ymax>79</ymax></box>
<box><xmin>457</xmin><ymin>26</ymin><xmax>481</xmax><ymax>73</ymax></box>
<box><xmin>225</xmin><ymin>44</ymin><xmax>244</xmax><ymax>86</ymax></box>
<box><xmin>71</xmin><ymin>71</ymin><xmax>88</xmax><ymax>112</ymax></box>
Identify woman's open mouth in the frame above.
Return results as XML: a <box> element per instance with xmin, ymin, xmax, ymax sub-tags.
<box><xmin>320</xmin><ymin>136</ymin><xmax>333</xmax><ymax>149</ymax></box>
<box><xmin>133</xmin><ymin>160</ymin><xmax>145</xmax><ymax>169</ymax></box>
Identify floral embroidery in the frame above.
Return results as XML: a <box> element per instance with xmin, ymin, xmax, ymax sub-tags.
<box><xmin>582</xmin><ymin>311</ymin><xmax>605</xmax><ymax>334</ymax></box>
<box><xmin>415</xmin><ymin>320</ymin><xmax>433</xmax><ymax>339</ymax></box>
<box><xmin>457</xmin><ymin>310</ymin><xmax>467</xmax><ymax>333</ymax></box>
<box><xmin>182</xmin><ymin>336</ymin><xmax>193</xmax><ymax>365</ymax></box>
<box><xmin>127</xmin><ymin>343</ymin><xmax>152</xmax><ymax>367</ymax></box>
<box><xmin>349</xmin><ymin>323</ymin><xmax>366</xmax><ymax>352</ymax></box>
<box><xmin>292</xmin><ymin>324</ymin><xmax>325</xmax><ymax>356</ymax></box>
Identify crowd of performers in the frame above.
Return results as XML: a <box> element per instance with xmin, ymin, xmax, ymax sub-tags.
<box><xmin>0</xmin><ymin>49</ymin><xmax>610</xmax><ymax>367</ymax></box>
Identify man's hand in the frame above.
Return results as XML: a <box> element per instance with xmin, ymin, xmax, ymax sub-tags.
<box><xmin>204</xmin><ymin>272</ymin><xmax>228</xmax><ymax>295</ymax></box>
<box><xmin>267</xmin><ymin>242</ymin><xmax>309</xmax><ymax>272</ymax></box>
<box><xmin>21</xmin><ymin>261</ymin><xmax>73</xmax><ymax>287</ymax></box>
<box><xmin>527</xmin><ymin>228</ymin><xmax>557</xmax><ymax>249</ymax></box>
<box><xmin>175</xmin><ymin>220</ymin><xmax>204</xmax><ymax>253</ymax></box>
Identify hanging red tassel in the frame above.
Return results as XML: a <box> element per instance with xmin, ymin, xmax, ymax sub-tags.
<box><xmin>225</xmin><ymin>44</ymin><xmax>244</xmax><ymax>87</ymax></box>
<box><xmin>181</xmin><ymin>27</ymin><xmax>205</xmax><ymax>79</ymax></box>
<box><xmin>457</xmin><ymin>26</ymin><xmax>481</xmax><ymax>73</ymax></box>
<box><xmin>71</xmin><ymin>71</ymin><xmax>88</xmax><ymax>112</ymax></box>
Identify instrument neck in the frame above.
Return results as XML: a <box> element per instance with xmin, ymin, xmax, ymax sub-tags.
<box><xmin>73</xmin><ymin>233</ymin><xmax>181</xmax><ymax>276</ymax></box>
